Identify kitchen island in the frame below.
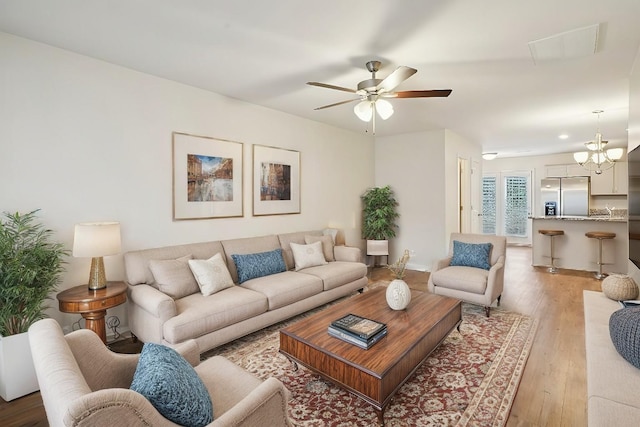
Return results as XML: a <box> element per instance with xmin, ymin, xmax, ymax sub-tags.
<box><xmin>532</xmin><ymin>216</ymin><xmax>628</xmax><ymax>275</ymax></box>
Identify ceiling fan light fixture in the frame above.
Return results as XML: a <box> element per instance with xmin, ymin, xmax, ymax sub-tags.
<box><xmin>354</xmin><ymin>100</ymin><xmax>373</xmax><ymax>122</ymax></box>
<box><xmin>375</xmin><ymin>99</ymin><xmax>394</xmax><ymax>120</ymax></box>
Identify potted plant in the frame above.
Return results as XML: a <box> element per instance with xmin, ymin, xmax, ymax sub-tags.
<box><xmin>0</xmin><ymin>210</ymin><xmax>68</xmax><ymax>401</ymax></box>
<box><xmin>361</xmin><ymin>185</ymin><xmax>399</xmax><ymax>263</ymax></box>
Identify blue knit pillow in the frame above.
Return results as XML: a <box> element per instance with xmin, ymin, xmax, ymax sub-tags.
<box><xmin>450</xmin><ymin>241</ymin><xmax>492</xmax><ymax>270</ymax></box>
<box><xmin>131</xmin><ymin>343</ymin><xmax>213</xmax><ymax>427</ymax></box>
<box><xmin>231</xmin><ymin>248</ymin><xmax>286</xmax><ymax>284</ymax></box>
<box><xmin>609</xmin><ymin>306</ymin><xmax>640</xmax><ymax>369</ymax></box>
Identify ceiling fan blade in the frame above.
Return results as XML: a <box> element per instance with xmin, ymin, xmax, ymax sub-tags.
<box><xmin>376</xmin><ymin>66</ymin><xmax>417</xmax><ymax>93</ymax></box>
<box><xmin>314</xmin><ymin>98</ymin><xmax>360</xmax><ymax>110</ymax></box>
<box><xmin>307</xmin><ymin>82</ymin><xmax>356</xmax><ymax>93</ymax></box>
<box><xmin>390</xmin><ymin>89</ymin><xmax>453</xmax><ymax>98</ymax></box>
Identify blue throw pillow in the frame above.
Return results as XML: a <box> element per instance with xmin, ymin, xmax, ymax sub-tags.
<box><xmin>231</xmin><ymin>248</ymin><xmax>286</xmax><ymax>284</ymax></box>
<box><xmin>131</xmin><ymin>343</ymin><xmax>213</xmax><ymax>427</ymax></box>
<box><xmin>609</xmin><ymin>306</ymin><xmax>640</xmax><ymax>369</ymax></box>
<box><xmin>450</xmin><ymin>241</ymin><xmax>492</xmax><ymax>270</ymax></box>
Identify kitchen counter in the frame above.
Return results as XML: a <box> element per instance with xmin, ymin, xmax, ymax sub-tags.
<box><xmin>531</xmin><ymin>215</ymin><xmax>627</xmax><ymax>223</ymax></box>
<box><xmin>532</xmin><ymin>217</ymin><xmax>628</xmax><ymax>274</ymax></box>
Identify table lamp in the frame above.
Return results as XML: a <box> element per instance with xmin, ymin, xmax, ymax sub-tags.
<box><xmin>73</xmin><ymin>222</ymin><xmax>121</xmax><ymax>290</ymax></box>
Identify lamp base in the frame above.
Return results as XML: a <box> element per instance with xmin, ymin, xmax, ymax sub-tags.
<box><xmin>88</xmin><ymin>257</ymin><xmax>107</xmax><ymax>290</ymax></box>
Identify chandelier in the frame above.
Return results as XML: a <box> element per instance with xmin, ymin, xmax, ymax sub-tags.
<box><xmin>573</xmin><ymin>110</ymin><xmax>623</xmax><ymax>175</ymax></box>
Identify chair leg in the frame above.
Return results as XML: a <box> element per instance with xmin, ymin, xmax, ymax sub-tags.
<box><xmin>484</xmin><ymin>306</ymin><xmax>490</xmax><ymax>317</ymax></box>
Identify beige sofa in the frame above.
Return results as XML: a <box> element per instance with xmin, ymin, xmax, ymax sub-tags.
<box><xmin>583</xmin><ymin>290</ymin><xmax>640</xmax><ymax>426</ymax></box>
<box><xmin>29</xmin><ymin>318</ymin><xmax>291</xmax><ymax>427</ymax></box>
<box><xmin>124</xmin><ymin>229</ymin><xmax>368</xmax><ymax>353</ymax></box>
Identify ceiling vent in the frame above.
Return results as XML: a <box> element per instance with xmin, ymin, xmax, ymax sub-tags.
<box><xmin>528</xmin><ymin>24</ymin><xmax>600</xmax><ymax>64</ymax></box>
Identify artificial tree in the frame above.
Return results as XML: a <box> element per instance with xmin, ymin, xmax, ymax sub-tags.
<box><xmin>0</xmin><ymin>210</ymin><xmax>68</xmax><ymax>336</ymax></box>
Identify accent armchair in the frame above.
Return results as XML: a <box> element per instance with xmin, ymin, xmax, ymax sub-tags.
<box><xmin>28</xmin><ymin>318</ymin><xmax>292</xmax><ymax>427</ymax></box>
<box><xmin>427</xmin><ymin>233</ymin><xmax>507</xmax><ymax>316</ymax></box>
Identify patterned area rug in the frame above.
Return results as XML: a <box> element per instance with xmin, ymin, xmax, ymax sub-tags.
<box><xmin>203</xmin><ymin>286</ymin><xmax>537</xmax><ymax>426</ymax></box>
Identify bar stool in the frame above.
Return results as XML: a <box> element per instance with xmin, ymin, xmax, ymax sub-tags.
<box><xmin>585</xmin><ymin>231</ymin><xmax>616</xmax><ymax>279</ymax></box>
<box><xmin>538</xmin><ymin>229</ymin><xmax>564</xmax><ymax>273</ymax></box>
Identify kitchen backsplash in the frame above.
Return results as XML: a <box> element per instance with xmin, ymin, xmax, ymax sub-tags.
<box><xmin>589</xmin><ymin>208</ymin><xmax>628</xmax><ymax>218</ymax></box>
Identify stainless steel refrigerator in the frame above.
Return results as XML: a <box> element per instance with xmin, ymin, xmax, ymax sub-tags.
<box><xmin>541</xmin><ymin>176</ymin><xmax>590</xmax><ymax>216</ymax></box>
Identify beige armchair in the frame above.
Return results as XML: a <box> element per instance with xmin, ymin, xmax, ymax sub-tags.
<box><xmin>427</xmin><ymin>233</ymin><xmax>507</xmax><ymax>316</ymax></box>
<box><xmin>28</xmin><ymin>319</ymin><xmax>292</xmax><ymax>427</ymax></box>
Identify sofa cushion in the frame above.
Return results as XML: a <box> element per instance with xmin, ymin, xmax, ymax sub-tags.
<box><xmin>188</xmin><ymin>253</ymin><xmax>234</xmax><ymax>296</ymax></box>
<box><xmin>131</xmin><ymin>343</ymin><xmax>213</xmax><ymax>427</ymax></box>
<box><xmin>221</xmin><ymin>235</ymin><xmax>281</xmax><ymax>283</ymax></box>
<box><xmin>231</xmin><ymin>249</ymin><xmax>287</xmax><ymax>284</ymax></box>
<box><xmin>278</xmin><ymin>230</ymin><xmax>323</xmax><ymax>270</ymax></box>
<box><xmin>299</xmin><ymin>261</ymin><xmax>369</xmax><ymax>291</ymax></box>
<box><xmin>430</xmin><ymin>266</ymin><xmax>489</xmax><ymax>294</ymax></box>
<box><xmin>125</xmin><ymin>241</ymin><xmax>226</xmax><ymax>286</ymax></box>
<box><xmin>149</xmin><ymin>255</ymin><xmax>199</xmax><ymax>299</ymax></box>
<box><xmin>609</xmin><ymin>306</ymin><xmax>640</xmax><ymax>369</ymax></box>
<box><xmin>241</xmin><ymin>271</ymin><xmax>323</xmax><ymax>310</ymax></box>
<box><xmin>450</xmin><ymin>241</ymin><xmax>492</xmax><ymax>270</ymax></box>
<box><xmin>291</xmin><ymin>241</ymin><xmax>328</xmax><ymax>271</ymax></box>
<box><xmin>165</xmin><ymin>286</ymin><xmax>268</xmax><ymax>343</ymax></box>
<box><xmin>305</xmin><ymin>234</ymin><xmax>335</xmax><ymax>262</ymax></box>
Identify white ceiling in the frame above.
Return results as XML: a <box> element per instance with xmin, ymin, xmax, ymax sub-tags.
<box><xmin>2</xmin><ymin>0</ymin><xmax>640</xmax><ymax>158</ymax></box>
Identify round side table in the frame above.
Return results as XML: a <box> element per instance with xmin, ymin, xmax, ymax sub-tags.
<box><xmin>57</xmin><ymin>281</ymin><xmax>127</xmax><ymax>344</ymax></box>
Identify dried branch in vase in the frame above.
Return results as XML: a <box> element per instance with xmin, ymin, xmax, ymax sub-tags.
<box><xmin>387</xmin><ymin>249</ymin><xmax>411</xmax><ymax>280</ymax></box>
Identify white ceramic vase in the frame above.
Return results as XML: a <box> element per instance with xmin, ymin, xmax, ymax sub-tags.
<box><xmin>386</xmin><ymin>279</ymin><xmax>411</xmax><ymax>310</ymax></box>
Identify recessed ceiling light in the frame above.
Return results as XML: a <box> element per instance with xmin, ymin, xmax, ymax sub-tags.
<box><xmin>559</xmin><ymin>134</ymin><xmax>569</xmax><ymax>139</ymax></box>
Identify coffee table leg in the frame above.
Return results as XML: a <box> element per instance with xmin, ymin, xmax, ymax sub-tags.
<box><xmin>375</xmin><ymin>408</ymin><xmax>385</xmax><ymax>426</ymax></box>
<box><xmin>456</xmin><ymin>319</ymin><xmax>463</xmax><ymax>334</ymax></box>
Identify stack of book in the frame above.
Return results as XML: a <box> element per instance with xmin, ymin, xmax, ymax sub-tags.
<box><xmin>328</xmin><ymin>313</ymin><xmax>387</xmax><ymax>349</ymax></box>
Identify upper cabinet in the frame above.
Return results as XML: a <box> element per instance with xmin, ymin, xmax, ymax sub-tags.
<box><xmin>590</xmin><ymin>162</ymin><xmax>628</xmax><ymax>195</ymax></box>
<box><xmin>545</xmin><ymin>163</ymin><xmax>592</xmax><ymax>178</ymax></box>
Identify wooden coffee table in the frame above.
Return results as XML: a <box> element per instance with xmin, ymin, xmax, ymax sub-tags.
<box><xmin>279</xmin><ymin>287</ymin><xmax>462</xmax><ymax>423</ymax></box>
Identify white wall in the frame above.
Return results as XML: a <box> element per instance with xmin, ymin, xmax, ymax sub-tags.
<box><xmin>628</xmin><ymin>46</ymin><xmax>640</xmax><ymax>284</ymax></box>
<box><xmin>0</xmin><ymin>33</ymin><xmax>374</xmax><ymax>332</ymax></box>
<box><xmin>374</xmin><ymin>130</ymin><xmax>480</xmax><ymax>271</ymax></box>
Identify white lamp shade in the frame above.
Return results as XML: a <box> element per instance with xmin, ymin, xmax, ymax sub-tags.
<box><xmin>573</xmin><ymin>152</ymin><xmax>589</xmax><ymax>163</ymax></box>
<box><xmin>375</xmin><ymin>99</ymin><xmax>394</xmax><ymax>120</ymax></box>
<box><xmin>73</xmin><ymin>222</ymin><xmax>121</xmax><ymax>257</ymax></box>
<box><xmin>607</xmin><ymin>148</ymin><xmax>624</xmax><ymax>160</ymax></box>
<box><xmin>354</xmin><ymin>100</ymin><xmax>373</xmax><ymax>122</ymax></box>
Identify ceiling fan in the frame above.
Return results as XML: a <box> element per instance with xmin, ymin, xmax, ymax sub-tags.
<box><xmin>307</xmin><ymin>60</ymin><xmax>452</xmax><ymax>133</ymax></box>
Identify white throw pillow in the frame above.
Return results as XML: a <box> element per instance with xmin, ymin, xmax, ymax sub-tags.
<box><xmin>148</xmin><ymin>255</ymin><xmax>199</xmax><ymax>299</ymax></box>
<box><xmin>305</xmin><ymin>234</ymin><xmax>335</xmax><ymax>262</ymax></box>
<box><xmin>188</xmin><ymin>253</ymin><xmax>234</xmax><ymax>296</ymax></box>
<box><xmin>290</xmin><ymin>241</ymin><xmax>328</xmax><ymax>271</ymax></box>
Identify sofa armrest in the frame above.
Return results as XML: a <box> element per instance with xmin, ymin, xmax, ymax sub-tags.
<box><xmin>431</xmin><ymin>256</ymin><xmax>452</xmax><ymax>273</ymax></box>
<box><xmin>485</xmin><ymin>255</ymin><xmax>505</xmax><ymax>299</ymax></box>
<box><xmin>128</xmin><ymin>284</ymin><xmax>177</xmax><ymax>321</ymax></box>
<box><xmin>173</xmin><ymin>339</ymin><xmax>201</xmax><ymax>367</ymax></box>
<box><xmin>65</xmin><ymin>388</ymin><xmax>176</xmax><ymax>426</ymax></box>
<box><xmin>211</xmin><ymin>377</ymin><xmax>291</xmax><ymax>427</ymax></box>
<box><xmin>334</xmin><ymin>245</ymin><xmax>362</xmax><ymax>263</ymax></box>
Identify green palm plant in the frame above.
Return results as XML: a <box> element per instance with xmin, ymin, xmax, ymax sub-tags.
<box><xmin>361</xmin><ymin>185</ymin><xmax>399</xmax><ymax>240</ymax></box>
<box><xmin>0</xmin><ymin>210</ymin><xmax>69</xmax><ymax>336</ymax></box>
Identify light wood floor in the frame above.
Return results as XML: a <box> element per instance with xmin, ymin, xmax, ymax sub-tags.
<box><xmin>1</xmin><ymin>246</ymin><xmax>601</xmax><ymax>426</ymax></box>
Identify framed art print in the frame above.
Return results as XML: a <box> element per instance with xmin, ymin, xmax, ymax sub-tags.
<box><xmin>252</xmin><ymin>144</ymin><xmax>300</xmax><ymax>216</ymax></box>
<box><xmin>173</xmin><ymin>132</ymin><xmax>243</xmax><ymax>220</ymax></box>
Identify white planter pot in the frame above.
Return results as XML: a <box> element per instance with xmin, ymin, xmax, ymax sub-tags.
<box><xmin>0</xmin><ymin>331</ymin><xmax>39</xmax><ymax>401</ymax></box>
<box><xmin>386</xmin><ymin>279</ymin><xmax>412</xmax><ymax>310</ymax></box>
